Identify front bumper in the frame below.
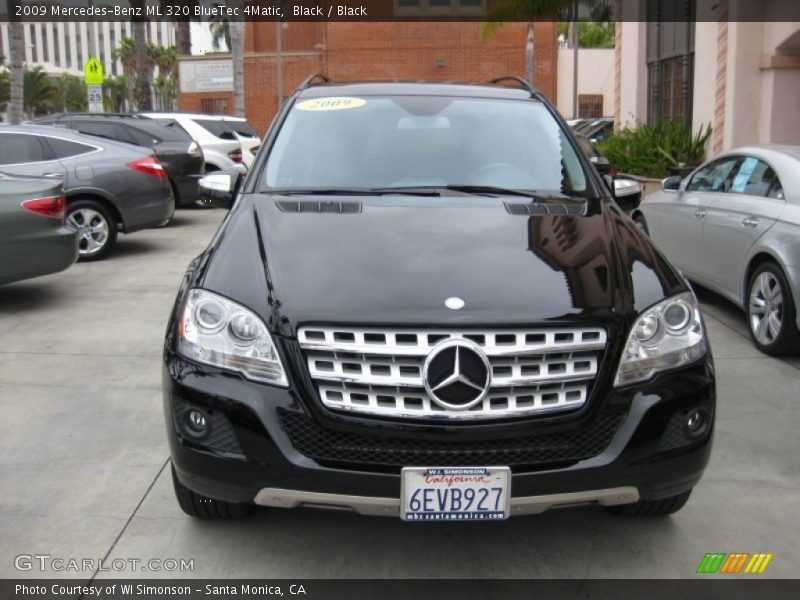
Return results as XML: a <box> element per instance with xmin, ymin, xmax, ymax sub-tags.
<box><xmin>164</xmin><ymin>353</ymin><xmax>714</xmax><ymax>514</ymax></box>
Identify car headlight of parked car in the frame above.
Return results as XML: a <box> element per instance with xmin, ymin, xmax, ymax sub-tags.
<box><xmin>614</xmin><ymin>292</ymin><xmax>707</xmax><ymax>387</ymax></box>
<box><xmin>177</xmin><ymin>289</ymin><xmax>288</xmax><ymax>386</ymax></box>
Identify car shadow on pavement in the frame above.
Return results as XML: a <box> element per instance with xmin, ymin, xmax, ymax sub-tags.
<box><xmin>0</xmin><ymin>280</ymin><xmax>73</xmax><ymax>312</ymax></box>
<box><xmin>111</xmin><ymin>239</ymin><xmax>161</xmax><ymax>258</ymax></box>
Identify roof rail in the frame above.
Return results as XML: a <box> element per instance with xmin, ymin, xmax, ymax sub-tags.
<box><xmin>297</xmin><ymin>73</ymin><xmax>331</xmax><ymax>91</ymax></box>
<box><xmin>488</xmin><ymin>76</ymin><xmax>535</xmax><ymax>93</ymax></box>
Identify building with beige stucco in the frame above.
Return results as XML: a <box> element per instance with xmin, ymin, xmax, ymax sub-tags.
<box><xmin>614</xmin><ymin>0</ymin><xmax>799</xmax><ymax>154</ymax></box>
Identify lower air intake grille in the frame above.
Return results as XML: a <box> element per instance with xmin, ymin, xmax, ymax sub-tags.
<box><xmin>277</xmin><ymin>408</ymin><xmax>626</xmax><ymax>473</ymax></box>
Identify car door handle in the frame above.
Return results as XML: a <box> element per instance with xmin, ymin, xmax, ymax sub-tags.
<box><xmin>741</xmin><ymin>216</ymin><xmax>759</xmax><ymax>228</ymax></box>
<box><xmin>692</xmin><ymin>209</ymin><xmax>706</xmax><ymax>219</ymax></box>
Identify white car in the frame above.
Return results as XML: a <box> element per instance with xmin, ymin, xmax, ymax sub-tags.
<box><xmin>140</xmin><ymin>112</ymin><xmax>248</xmax><ymax>174</ymax></box>
<box><xmin>220</xmin><ymin>116</ymin><xmax>262</xmax><ymax>169</ymax></box>
<box><xmin>634</xmin><ymin>145</ymin><xmax>800</xmax><ymax>355</ymax></box>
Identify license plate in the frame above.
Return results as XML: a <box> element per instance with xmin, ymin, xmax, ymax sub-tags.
<box><xmin>400</xmin><ymin>466</ymin><xmax>511</xmax><ymax>522</ymax></box>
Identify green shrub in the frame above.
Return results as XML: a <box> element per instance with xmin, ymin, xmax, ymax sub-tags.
<box><xmin>598</xmin><ymin>120</ymin><xmax>712</xmax><ymax>179</ymax></box>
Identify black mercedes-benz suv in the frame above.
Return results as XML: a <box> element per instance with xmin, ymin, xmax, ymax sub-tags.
<box><xmin>163</xmin><ymin>76</ymin><xmax>714</xmax><ymax>521</ymax></box>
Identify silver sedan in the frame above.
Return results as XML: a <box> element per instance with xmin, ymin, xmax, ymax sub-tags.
<box><xmin>633</xmin><ymin>145</ymin><xmax>800</xmax><ymax>355</ymax></box>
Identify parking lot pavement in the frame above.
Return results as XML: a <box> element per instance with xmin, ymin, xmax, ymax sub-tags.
<box><xmin>1</xmin><ymin>208</ymin><xmax>798</xmax><ymax>579</ymax></box>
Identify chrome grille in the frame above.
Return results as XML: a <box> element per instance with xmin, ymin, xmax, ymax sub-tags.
<box><xmin>298</xmin><ymin>326</ymin><xmax>606</xmax><ymax>420</ymax></box>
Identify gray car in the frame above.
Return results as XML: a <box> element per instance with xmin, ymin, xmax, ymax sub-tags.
<box><xmin>634</xmin><ymin>144</ymin><xmax>800</xmax><ymax>355</ymax></box>
<box><xmin>0</xmin><ymin>124</ymin><xmax>175</xmax><ymax>260</ymax></box>
<box><xmin>0</xmin><ymin>173</ymin><xmax>78</xmax><ymax>285</ymax></box>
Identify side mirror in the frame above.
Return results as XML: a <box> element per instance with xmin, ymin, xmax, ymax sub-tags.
<box><xmin>198</xmin><ymin>171</ymin><xmax>241</xmax><ymax>209</ymax></box>
<box><xmin>613</xmin><ymin>178</ymin><xmax>643</xmax><ymax>199</ymax></box>
<box><xmin>662</xmin><ymin>176</ymin><xmax>682</xmax><ymax>192</ymax></box>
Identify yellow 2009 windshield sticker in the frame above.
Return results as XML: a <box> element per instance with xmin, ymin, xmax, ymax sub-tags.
<box><xmin>295</xmin><ymin>97</ymin><xmax>366</xmax><ymax>111</ymax></box>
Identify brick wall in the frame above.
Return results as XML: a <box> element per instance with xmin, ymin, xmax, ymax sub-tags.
<box><xmin>178</xmin><ymin>22</ymin><xmax>558</xmax><ymax>136</ymax></box>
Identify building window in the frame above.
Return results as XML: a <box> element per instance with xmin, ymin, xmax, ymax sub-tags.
<box><xmin>646</xmin><ymin>0</ymin><xmax>695</xmax><ymax>128</ymax></box>
<box><xmin>578</xmin><ymin>94</ymin><xmax>604</xmax><ymax>119</ymax></box>
<box><xmin>41</xmin><ymin>25</ymin><xmax>48</xmax><ymax>63</ymax></box>
<box><xmin>29</xmin><ymin>25</ymin><xmax>37</xmax><ymax>62</ymax></box>
<box><xmin>201</xmin><ymin>98</ymin><xmax>228</xmax><ymax>114</ymax></box>
<box><xmin>52</xmin><ymin>25</ymin><xmax>60</xmax><ymax>66</ymax></box>
<box><xmin>394</xmin><ymin>0</ymin><xmax>486</xmax><ymax>16</ymax></box>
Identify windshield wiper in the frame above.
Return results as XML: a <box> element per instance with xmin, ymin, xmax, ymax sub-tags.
<box><xmin>442</xmin><ymin>185</ymin><xmax>591</xmax><ymax>200</ymax></box>
<box><xmin>266</xmin><ymin>187</ymin><xmax>442</xmax><ymax>196</ymax></box>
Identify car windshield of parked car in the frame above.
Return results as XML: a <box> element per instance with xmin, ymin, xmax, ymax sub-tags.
<box><xmin>263</xmin><ymin>95</ymin><xmax>588</xmax><ymax>195</ymax></box>
<box><xmin>225</xmin><ymin>120</ymin><xmax>258</xmax><ymax>138</ymax></box>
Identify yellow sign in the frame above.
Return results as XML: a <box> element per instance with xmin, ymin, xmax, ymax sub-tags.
<box><xmin>295</xmin><ymin>97</ymin><xmax>366</xmax><ymax>112</ymax></box>
<box><xmin>84</xmin><ymin>58</ymin><xmax>104</xmax><ymax>85</ymax></box>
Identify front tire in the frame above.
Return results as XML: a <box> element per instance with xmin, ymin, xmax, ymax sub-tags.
<box><xmin>607</xmin><ymin>490</ymin><xmax>691</xmax><ymax>517</ymax></box>
<box><xmin>747</xmin><ymin>262</ymin><xmax>800</xmax><ymax>356</ymax></box>
<box><xmin>171</xmin><ymin>465</ymin><xmax>254</xmax><ymax>520</ymax></box>
<box><xmin>66</xmin><ymin>200</ymin><xmax>117</xmax><ymax>261</ymax></box>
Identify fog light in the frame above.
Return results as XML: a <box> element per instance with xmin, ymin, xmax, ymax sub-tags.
<box><xmin>686</xmin><ymin>408</ymin><xmax>708</xmax><ymax>437</ymax></box>
<box><xmin>185</xmin><ymin>409</ymin><xmax>208</xmax><ymax>437</ymax></box>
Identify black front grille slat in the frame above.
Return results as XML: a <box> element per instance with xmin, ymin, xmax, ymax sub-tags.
<box><xmin>277</xmin><ymin>408</ymin><xmax>625</xmax><ymax>473</ymax></box>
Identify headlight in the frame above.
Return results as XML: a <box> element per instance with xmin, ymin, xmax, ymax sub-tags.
<box><xmin>614</xmin><ymin>292</ymin><xmax>707</xmax><ymax>387</ymax></box>
<box><xmin>177</xmin><ymin>289</ymin><xmax>288</xmax><ymax>386</ymax></box>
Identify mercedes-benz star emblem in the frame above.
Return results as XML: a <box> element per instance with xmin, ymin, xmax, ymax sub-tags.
<box><xmin>423</xmin><ymin>339</ymin><xmax>492</xmax><ymax>410</ymax></box>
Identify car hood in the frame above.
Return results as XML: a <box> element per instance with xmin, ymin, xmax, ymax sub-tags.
<box><xmin>199</xmin><ymin>195</ymin><xmax>686</xmax><ymax>335</ymax></box>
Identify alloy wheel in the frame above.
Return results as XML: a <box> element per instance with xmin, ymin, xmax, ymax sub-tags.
<box><xmin>749</xmin><ymin>272</ymin><xmax>784</xmax><ymax>345</ymax></box>
<box><xmin>67</xmin><ymin>208</ymin><xmax>109</xmax><ymax>257</ymax></box>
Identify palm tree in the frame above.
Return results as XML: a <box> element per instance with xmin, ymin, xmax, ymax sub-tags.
<box><xmin>176</xmin><ymin>21</ymin><xmax>192</xmax><ymax>56</ymax></box>
<box><xmin>210</xmin><ymin>20</ymin><xmax>231</xmax><ymax>52</ymax></box>
<box><xmin>0</xmin><ymin>70</ymin><xmax>9</xmax><ymax>113</ymax></box>
<box><xmin>229</xmin><ymin>8</ymin><xmax>245</xmax><ymax>117</ymax></box>
<box><xmin>54</xmin><ymin>73</ymin><xmax>87</xmax><ymax>112</ymax></box>
<box><xmin>103</xmin><ymin>75</ymin><xmax>128</xmax><ymax>112</ymax></box>
<box><xmin>112</xmin><ymin>37</ymin><xmax>136</xmax><ymax>110</ymax></box>
<box><xmin>7</xmin><ymin>5</ymin><xmax>24</xmax><ymax>124</ymax></box>
<box><xmin>150</xmin><ymin>45</ymin><xmax>178</xmax><ymax>82</ymax></box>
<box><xmin>149</xmin><ymin>46</ymin><xmax>179</xmax><ymax>110</ymax></box>
<box><xmin>131</xmin><ymin>7</ymin><xmax>152</xmax><ymax>111</ymax></box>
<box><xmin>481</xmin><ymin>0</ymin><xmax>576</xmax><ymax>86</ymax></box>
<box><xmin>23</xmin><ymin>66</ymin><xmax>56</xmax><ymax>117</ymax></box>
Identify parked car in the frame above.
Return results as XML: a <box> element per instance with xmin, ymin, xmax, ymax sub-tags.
<box><xmin>575</xmin><ymin>133</ymin><xmax>643</xmax><ymax>214</ymax></box>
<box><xmin>29</xmin><ymin>114</ymin><xmax>204</xmax><ymax>207</ymax></box>
<box><xmin>164</xmin><ymin>78</ymin><xmax>714</xmax><ymax>522</ymax></box>
<box><xmin>0</xmin><ymin>125</ymin><xmax>174</xmax><ymax>260</ymax></box>
<box><xmin>635</xmin><ymin>145</ymin><xmax>800</xmax><ymax>355</ymax></box>
<box><xmin>218</xmin><ymin>116</ymin><xmax>261</xmax><ymax>169</ymax></box>
<box><xmin>139</xmin><ymin>112</ymin><xmax>248</xmax><ymax>174</ymax></box>
<box><xmin>573</xmin><ymin>117</ymin><xmax>614</xmax><ymax>145</ymax></box>
<box><xmin>0</xmin><ymin>172</ymin><xmax>78</xmax><ymax>285</ymax></box>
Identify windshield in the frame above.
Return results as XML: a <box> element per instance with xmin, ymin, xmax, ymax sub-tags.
<box><xmin>264</xmin><ymin>95</ymin><xmax>587</xmax><ymax>194</ymax></box>
<box><xmin>193</xmin><ymin>119</ymin><xmax>237</xmax><ymax>140</ymax></box>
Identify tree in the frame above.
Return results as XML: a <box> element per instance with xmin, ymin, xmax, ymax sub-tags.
<box><xmin>210</xmin><ymin>20</ymin><xmax>231</xmax><ymax>52</ymax></box>
<box><xmin>481</xmin><ymin>0</ymin><xmax>575</xmax><ymax>86</ymax></box>
<box><xmin>131</xmin><ymin>4</ymin><xmax>152</xmax><ymax>111</ymax></box>
<box><xmin>103</xmin><ymin>75</ymin><xmax>128</xmax><ymax>112</ymax></box>
<box><xmin>112</xmin><ymin>37</ymin><xmax>136</xmax><ymax>110</ymax></box>
<box><xmin>150</xmin><ymin>45</ymin><xmax>178</xmax><ymax>82</ymax></box>
<box><xmin>229</xmin><ymin>5</ymin><xmax>245</xmax><ymax>117</ymax></box>
<box><xmin>0</xmin><ymin>70</ymin><xmax>9</xmax><ymax>114</ymax></box>
<box><xmin>23</xmin><ymin>66</ymin><xmax>56</xmax><ymax>117</ymax></box>
<box><xmin>149</xmin><ymin>46</ymin><xmax>179</xmax><ymax>110</ymax></box>
<box><xmin>176</xmin><ymin>21</ymin><xmax>192</xmax><ymax>56</ymax></box>
<box><xmin>54</xmin><ymin>73</ymin><xmax>87</xmax><ymax>112</ymax></box>
<box><xmin>8</xmin><ymin>7</ymin><xmax>24</xmax><ymax>124</ymax></box>
<box><xmin>153</xmin><ymin>74</ymin><xmax>176</xmax><ymax>111</ymax></box>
